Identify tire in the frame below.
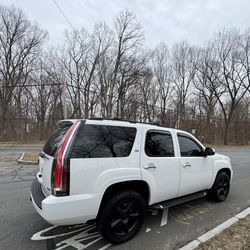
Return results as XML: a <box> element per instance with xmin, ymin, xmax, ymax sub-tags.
<box><xmin>208</xmin><ymin>171</ymin><xmax>230</xmax><ymax>202</ymax></box>
<box><xmin>97</xmin><ymin>190</ymin><xmax>146</xmax><ymax>244</ymax></box>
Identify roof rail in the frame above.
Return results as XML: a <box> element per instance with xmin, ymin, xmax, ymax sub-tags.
<box><xmin>88</xmin><ymin>117</ymin><xmax>170</xmax><ymax>128</ymax></box>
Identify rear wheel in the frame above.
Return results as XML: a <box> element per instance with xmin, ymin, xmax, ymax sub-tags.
<box><xmin>97</xmin><ymin>190</ymin><xmax>145</xmax><ymax>244</ymax></box>
<box><xmin>208</xmin><ymin>172</ymin><xmax>230</xmax><ymax>202</ymax></box>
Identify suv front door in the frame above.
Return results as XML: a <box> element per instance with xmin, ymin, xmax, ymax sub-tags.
<box><xmin>141</xmin><ymin>129</ymin><xmax>180</xmax><ymax>204</ymax></box>
<box><xmin>177</xmin><ymin>133</ymin><xmax>213</xmax><ymax>196</ymax></box>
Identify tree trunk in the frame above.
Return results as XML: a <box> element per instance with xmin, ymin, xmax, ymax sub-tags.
<box><xmin>224</xmin><ymin>123</ymin><xmax>229</xmax><ymax>145</ymax></box>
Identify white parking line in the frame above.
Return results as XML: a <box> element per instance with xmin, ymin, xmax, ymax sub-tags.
<box><xmin>98</xmin><ymin>243</ymin><xmax>112</xmax><ymax>250</ymax></box>
<box><xmin>17</xmin><ymin>152</ymin><xmax>24</xmax><ymax>162</ymax></box>
<box><xmin>178</xmin><ymin>206</ymin><xmax>250</xmax><ymax>250</ymax></box>
<box><xmin>160</xmin><ymin>208</ymin><xmax>168</xmax><ymax>227</ymax></box>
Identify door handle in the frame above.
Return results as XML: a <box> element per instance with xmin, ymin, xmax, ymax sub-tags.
<box><xmin>144</xmin><ymin>163</ymin><xmax>157</xmax><ymax>169</ymax></box>
<box><xmin>182</xmin><ymin>162</ymin><xmax>191</xmax><ymax>168</ymax></box>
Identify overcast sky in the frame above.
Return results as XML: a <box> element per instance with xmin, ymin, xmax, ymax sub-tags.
<box><xmin>2</xmin><ymin>0</ymin><xmax>250</xmax><ymax>48</ymax></box>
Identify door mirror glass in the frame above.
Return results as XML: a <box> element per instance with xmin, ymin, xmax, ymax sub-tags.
<box><xmin>205</xmin><ymin>147</ymin><xmax>215</xmax><ymax>156</ymax></box>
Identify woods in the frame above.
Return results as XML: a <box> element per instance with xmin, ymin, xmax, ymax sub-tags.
<box><xmin>0</xmin><ymin>5</ymin><xmax>250</xmax><ymax>144</ymax></box>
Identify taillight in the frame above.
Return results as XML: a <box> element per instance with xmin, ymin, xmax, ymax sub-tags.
<box><xmin>52</xmin><ymin>121</ymin><xmax>79</xmax><ymax>196</ymax></box>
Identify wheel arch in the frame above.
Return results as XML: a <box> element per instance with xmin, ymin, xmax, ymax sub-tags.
<box><xmin>217</xmin><ymin>168</ymin><xmax>231</xmax><ymax>180</ymax></box>
<box><xmin>212</xmin><ymin>167</ymin><xmax>232</xmax><ymax>186</ymax></box>
<box><xmin>212</xmin><ymin>157</ymin><xmax>232</xmax><ymax>184</ymax></box>
<box><xmin>97</xmin><ymin>180</ymin><xmax>150</xmax><ymax>216</ymax></box>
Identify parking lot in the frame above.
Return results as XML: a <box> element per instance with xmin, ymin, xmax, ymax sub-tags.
<box><xmin>0</xmin><ymin>146</ymin><xmax>249</xmax><ymax>250</ymax></box>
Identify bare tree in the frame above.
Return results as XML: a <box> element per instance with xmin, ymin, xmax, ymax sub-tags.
<box><xmin>0</xmin><ymin>4</ymin><xmax>47</xmax><ymax>139</ymax></box>
<box><xmin>201</xmin><ymin>30</ymin><xmax>250</xmax><ymax>144</ymax></box>
<box><xmin>151</xmin><ymin>43</ymin><xmax>174</xmax><ymax>124</ymax></box>
<box><xmin>107</xmin><ymin>10</ymin><xmax>144</xmax><ymax>118</ymax></box>
<box><xmin>170</xmin><ymin>41</ymin><xmax>196</xmax><ymax>128</ymax></box>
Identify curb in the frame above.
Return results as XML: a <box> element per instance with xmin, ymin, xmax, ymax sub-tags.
<box><xmin>17</xmin><ymin>152</ymin><xmax>38</xmax><ymax>165</ymax></box>
<box><xmin>178</xmin><ymin>207</ymin><xmax>250</xmax><ymax>250</ymax></box>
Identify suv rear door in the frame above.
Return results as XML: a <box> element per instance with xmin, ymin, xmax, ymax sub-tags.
<box><xmin>69</xmin><ymin>123</ymin><xmax>139</xmax><ymax>195</ymax></box>
<box><xmin>140</xmin><ymin>129</ymin><xmax>180</xmax><ymax>204</ymax></box>
<box><xmin>38</xmin><ymin>121</ymin><xmax>73</xmax><ymax>196</ymax></box>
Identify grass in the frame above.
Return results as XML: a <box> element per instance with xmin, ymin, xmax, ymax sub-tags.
<box><xmin>197</xmin><ymin>215</ymin><xmax>250</xmax><ymax>250</ymax></box>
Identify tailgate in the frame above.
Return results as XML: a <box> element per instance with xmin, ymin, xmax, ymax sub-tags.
<box><xmin>37</xmin><ymin>153</ymin><xmax>54</xmax><ymax>196</ymax></box>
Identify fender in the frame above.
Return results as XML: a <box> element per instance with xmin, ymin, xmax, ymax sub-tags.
<box><xmin>93</xmin><ymin>168</ymin><xmax>142</xmax><ymax>208</ymax></box>
<box><xmin>140</xmin><ymin>169</ymin><xmax>158</xmax><ymax>205</ymax></box>
<box><xmin>211</xmin><ymin>158</ymin><xmax>232</xmax><ymax>188</ymax></box>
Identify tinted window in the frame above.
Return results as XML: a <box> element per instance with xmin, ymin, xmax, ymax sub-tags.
<box><xmin>43</xmin><ymin>123</ymin><xmax>72</xmax><ymax>156</ymax></box>
<box><xmin>145</xmin><ymin>131</ymin><xmax>174</xmax><ymax>157</ymax></box>
<box><xmin>178</xmin><ymin>135</ymin><xmax>203</xmax><ymax>157</ymax></box>
<box><xmin>71</xmin><ymin>125</ymin><xmax>136</xmax><ymax>158</ymax></box>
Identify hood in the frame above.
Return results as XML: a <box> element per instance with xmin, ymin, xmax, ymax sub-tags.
<box><xmin>214</xmin><ymin>153</ymin><xmax>231</xmax><ymax>162</ymax></box>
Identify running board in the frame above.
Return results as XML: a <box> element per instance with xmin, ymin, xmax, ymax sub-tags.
<box><xmin>151</xmin><ymin>191</ymin><xmax>208</xmax><ymax>210</ymax></box>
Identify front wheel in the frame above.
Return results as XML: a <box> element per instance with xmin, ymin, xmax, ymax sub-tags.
<box><xmin>97</xmin><ymin>190</ymin><xmax>145</xmax><ymax>244</ymax></box>
<box><xmin>208</xmin><ymin>172</ymin><xmax>230</xmax><ymax>202</ymax></box>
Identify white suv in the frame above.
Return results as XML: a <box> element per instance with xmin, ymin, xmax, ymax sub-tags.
<box><xmin>31</xmin><ymin>118</ymin><xmax>232</xmax><ymax>243</ymax></box>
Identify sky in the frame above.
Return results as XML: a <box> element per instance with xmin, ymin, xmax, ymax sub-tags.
<box><xmin>2</xmin><ymin>0</ymin><xmax>250</xmax><ymax>48</ymax></box>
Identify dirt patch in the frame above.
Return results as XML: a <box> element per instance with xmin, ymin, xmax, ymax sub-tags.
<box><xmin>21</xmin><ymin>152</ymin><xmax>39</xmax><ymax>162</ymax></box>
<box><xmin>198</xmin><ymin>215</ymin><xmax>250</xmax><ymax>250</ymax></box>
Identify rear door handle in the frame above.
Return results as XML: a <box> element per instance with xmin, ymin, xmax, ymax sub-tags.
<box><xmin>144</xmin><ymin>163</ymin><xmax>157</xmax><ymax>169</ymax></box>
<box><xmin>182</xmin><ymin>162</ymin><xmax>191</xmax><ymax>168</ymax></box>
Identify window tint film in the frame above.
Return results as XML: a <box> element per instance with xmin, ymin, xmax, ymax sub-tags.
<box><xmin>145</xmin><ymin>131</ymin><xmax>174</xmax><ymax>157</ymax></box>
<box><xmin>178</xmin><ymin>135</ymin><xmax>203</xmax><ymax>157</ymax></box>
<box><xmin>71</xmin><ymin>125</ymin><xmax>136</xmax><ymax>158</ymax></box>
<box><xmin>43</xmin><ymin>122</ymin><xmax>72</xmax><ymax>156</ymax></box>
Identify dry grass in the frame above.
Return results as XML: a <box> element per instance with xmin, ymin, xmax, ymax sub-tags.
<box><xmin>198</xmin><ymin>215</ymin><xmax>250</xmax><ymax>250</ymax></box>
<box><xmin>22</xmin><ymin>152</ymin><xmax>39</xmax><ymax>162</ymax></box>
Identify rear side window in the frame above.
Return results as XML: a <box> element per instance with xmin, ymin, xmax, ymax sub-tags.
<box><xmin>145</xmin><ymin>131</ymin><xmax>174</xmax><ymax>157</ymax></box>
<box><xmin>71</xmin><ymin>125</ymin><xmax>136</xmax><ymax>158</ymax></box>
<box><xmin>43</xmin><ymin>123</ymin><xmax>72</xmax><ymax>156</ymax></box>
<box><xmin>178</xmin><ymin>135</ymin><xmax>203</xmax><ymax>157</ymax></box>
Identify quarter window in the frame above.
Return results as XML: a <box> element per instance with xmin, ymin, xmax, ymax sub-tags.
<box><xmin>145</xmin><ymin>131</ymin><xmax>174</xmax><ymax>157</ymax></box>
<box><xmin>178</xmin><ymin>135</ymin><xmax>203</xmax><ymax>157</ymax></box>
<box><xmin>43</xmin><ymin>122</ymin><xmax>72</xmax><ymax>156</ymax></box>
<box><xmin>71</xmin><ymin>125</ymin><xmax>136</xmax><ymax>158</ymax></box>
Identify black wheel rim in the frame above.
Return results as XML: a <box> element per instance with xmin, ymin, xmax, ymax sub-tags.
<box><xmin>110</xmin><ymin>200</ymin><xmax>140</xmax><ymax>236</ymax></box>
<box><xmin>217</xmin><ymin>175</ymin><xmax>229</xmax><ymax>200</ymax></box>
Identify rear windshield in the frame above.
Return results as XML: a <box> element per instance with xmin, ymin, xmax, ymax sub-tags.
<box><xmin>71</xmin><ymin>124</ymin><xmax>136</xmax><ymax>158</ymax></box>
<box><xmin>43</xmin><ymin>122</ymin><xmax>72</xmax><ymax>156</ymax></box>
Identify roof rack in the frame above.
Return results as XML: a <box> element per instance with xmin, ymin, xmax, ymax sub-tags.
<box><xmin>88</xmin><ymin>117</ymin><xmax>169</xmax><ymax>128</ymax></box>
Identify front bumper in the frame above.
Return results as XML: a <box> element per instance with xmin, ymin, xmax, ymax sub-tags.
<box><xmin>30</xmin><ymin>179</ymin><xmax>99</xmax><ymax>225</ymax></box>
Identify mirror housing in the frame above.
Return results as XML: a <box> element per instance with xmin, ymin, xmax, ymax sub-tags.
<box><xmin>204</xmin><ymin>147</ymin><xmax>215</xmax><ymax>156</ymax></box>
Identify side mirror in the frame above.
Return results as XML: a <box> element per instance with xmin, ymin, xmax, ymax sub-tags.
<box><xmin>204</xmin><ymin>147</ymin><xmax>215</xmax><ymax>156</ymax></box>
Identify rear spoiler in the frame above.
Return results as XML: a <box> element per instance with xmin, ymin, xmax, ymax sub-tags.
<box><xmin>57</xmin><ymin>119</ymin><xmax>81</xmax><ymax>127</ymax></box>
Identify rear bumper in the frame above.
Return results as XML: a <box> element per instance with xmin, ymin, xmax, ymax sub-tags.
<box><xmin>30</xmin><ymin>179</ymin><xmax>99</xmax><ymax>225</ymax></box>
<box><xmin>31</xmin><ymin>179</ymin><xmax>46</xmax><ymax>209</ymax></box>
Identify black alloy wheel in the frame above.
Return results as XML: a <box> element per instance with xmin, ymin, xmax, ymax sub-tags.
<box><xmin>208</xmin><ymin>172</ymin><xmax>230</xmax><ymax>202</ymax></box>
<box><xmin>97</xmin><ymin>190</ymin><xmax>145</xmax><ymax>244</ymax></box>
<box><xmin>110</xmin><ymin>200</ymin><xmax>140</xmax><ymax>235</ymax></box>
<box><xmin>217</xmin><ymin>174</ymin><xmax>229</xmax><ymax>200</ymax></box>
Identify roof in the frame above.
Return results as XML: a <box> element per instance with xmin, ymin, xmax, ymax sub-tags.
<box><xmin>58</xmin><ymin>117</ymin><xmax>181</xmax><ymax>132</ymax></box>
<box><xmin>57</xmin><ymin>118</ymin><xmax>198</xmax><ymax>142</ymax></box>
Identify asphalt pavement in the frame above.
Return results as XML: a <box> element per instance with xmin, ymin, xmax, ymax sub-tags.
<box><xmin>0</xmin><ymin>145</ymin><xmax>42</xmax><ymax>153</ymax></box>
<box><xmin>0</xmin><ymin>147</ymin><xmax>249</xmax><ymax>250</ymax></box>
